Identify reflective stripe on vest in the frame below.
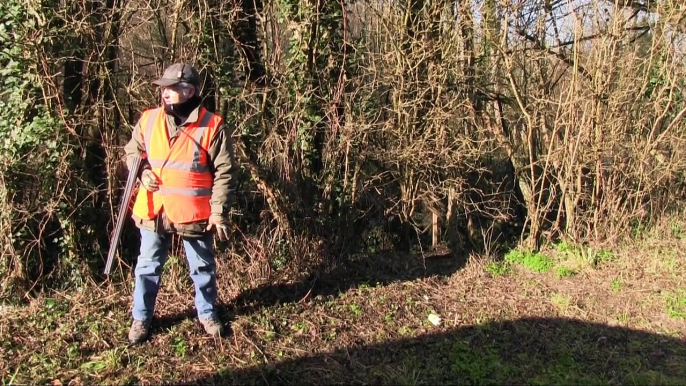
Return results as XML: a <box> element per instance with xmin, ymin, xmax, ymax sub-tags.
<box><xmin>132</xmin><ymin>107</ymin><xmax>222</xmax><ymax>224</ymax></box>
<box><xmin>159</xmin><ymin>186</ymin><xmax>213</xmax><ymax>196</ymax></box>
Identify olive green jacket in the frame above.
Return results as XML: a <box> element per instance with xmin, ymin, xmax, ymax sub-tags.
<box><xmin>124</xmin><ymin>104</ymin><xmax>238</xmax><ymax>237</ymax></box>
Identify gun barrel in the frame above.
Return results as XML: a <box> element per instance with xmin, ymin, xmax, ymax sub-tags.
<box><xmin>104</xmin><ymin>155</ymin><xmax>142</xmax><ymax>275</ymax></box>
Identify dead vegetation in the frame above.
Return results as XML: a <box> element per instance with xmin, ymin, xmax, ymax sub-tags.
<box><xmin>2</xmin><ymin>219</ymin><xmax>686</xmax><ymax>384</ymax></box>
<box><xmin>2</xmin><ymin>1</ymin><xmax>686</xmax><ymax>383</ymax></box>
<box><xmin>2</xmin><ymin>0</ymin><xmax>686</xmax><ymax>298</ymax></box>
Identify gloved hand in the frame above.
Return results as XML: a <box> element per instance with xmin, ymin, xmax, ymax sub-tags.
<box><xmin>140</xmin><ymin>169</ymin><xmax>160</xmax><ymax>192</ymax></box>
<box><xmin>206</xmin><ymin>214</ymin><xmax>231</xmax><ymax>241</ymax></box>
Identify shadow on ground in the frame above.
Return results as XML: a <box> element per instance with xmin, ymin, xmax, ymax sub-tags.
<box><xmin>152</xmin><ymin>248</ymin><xmax>466</xmax><ymax>333</ymax></box>
<box><xmin>175</xmin><ymin>317</ymin><xmax>686</xmax><ymax>385</ymax></box>
<box><xmin>230</xmin><ymin>248</ymin><xmax>466</xmax><ymax>315</ymax></box>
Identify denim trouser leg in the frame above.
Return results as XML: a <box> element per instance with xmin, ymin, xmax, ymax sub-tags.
<box><xmin>182</xmin><ymin>233</ymin><xmax>217</xmax><ymax>320</ymax></box>
<box><xmin>132</xmin><ymin>229</ymin><xmax>171</xmax><ymax>321</ymax></box>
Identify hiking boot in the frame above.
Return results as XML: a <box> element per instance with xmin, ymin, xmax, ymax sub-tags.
<box><xmin>128</xmin><ymin>319</ymin><xmax>151</xmax><ymax>344</ymax></box>
<box><xmin>200</xmin><ymin>316</ymin><xmax>225</xmax><ymax>337</ymax></box>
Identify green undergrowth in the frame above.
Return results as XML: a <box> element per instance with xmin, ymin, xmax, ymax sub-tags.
<box><xmin>3</xmin><ymin>229</ymin><xmax>686</xmax><ymax>385</ymax></box>
<box><xmin>3</xmin><ymin>286</ymin><xmax>684</xmax><ymax>385</ymax></box>
<box><xmin>665</xmin><ymin>289</ymin><xmax>686</xmax><ymax>320</ymax></box>
<box><xmin>485</xmin><ymin>240</ymin><xmax>620</xmax><ymax>279</ymax></box>
<box><xmin>504</xmin><ymin>250</ymin><xmax>555</xmax><ymax>273</ymax></box>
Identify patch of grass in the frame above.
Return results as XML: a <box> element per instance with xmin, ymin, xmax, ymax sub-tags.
<box><xmin>359</xmin><ymin>320</ymin><xmax>643</xmax><ymax>385</ymax></box>
<box><xmin>349</xmin><ymin>304</ymin><xmax>363</xmax><ymax>316</ymax></box>
<box><xmin>665</xmin><ymin>289</ymin><xmax>686</xmax><ymax>319</ymax></box>
<box><xmin>162</xmin><ymin>254</ymin><xmax>183</xmax><ymax>275</ymax></box>
<box><xmin>172</xmin><ymin>337</ymin><xmax>188</xmax><ymax>357</ymax></box>
<box><xmin>384</xmin><ymin>312</ymin><xmax>395</xmax><ymax>324</ymax></box>
<box><xmin>450</xmin><ymin>341</ymin><xmax>515</xmax><ymax>382</ymax></box>
<box><xmin>485</xmin><ymin>261</ymin><xmax>511</xmax><ymax>277</ymax></box>
<box><xmin>553</xmin><ymin>241</ymin><xmax>614</xmax><ymax>268</ymax></box>
<box><xmin>27</xmin><ymin>353</ymin><xmax>60</xmax><ymax>379</ymax></box>
<box><xmin>626</xmin><ymin>372</ymin><xmax>686</xmax><ymax>386</ymax></box>
<box><xmin>656</xmin><ymin>250</ymin><xmax>682</xmax><ymax>279</ymax></box>
<box><xmin>291</xmin><ymin>321</ymin><xmax>307</xmax><ymax>333</ymax></box>
<box><xmin>611</xmin><ymin>278</ymin><xmax>622</xmax><ymax>293</ymax></box>
<box><xmin>526</xmin><ymin>352</ymin><xmax>575</xmax><ymax>385</ymax></box>
<box><xmin>396</xmin><ymin>354</ymin><xmax>423</xmax><ymax>385</ymax></box>
<box><xmin>551</xmin><ymin>293</ymin><xmax>571</xmax><ymax>312</ymax></box>
<box><xmin>590</xmin><ymin>249</ymin><xmax>614</xmax><ymax>266</ymax></box>
<box><xmin>80</xmin><ymin>359</ymin><xmax>108</xmax><ymax>374</ymax></box>
<box><xmin>631</xmin><ymin>219</ymin><xmax>649</xmax><ymax>239</ymax></box>
<box><xmin>358</xmin><ymin>282</ymin><xmax>371</xmax><ymax>291</ymax></box>
<box><xmin>3</xmin><ymin>366</ymin><xmax>21</xmax><ymax>386</ymax></box>
<box><xmin>670</xmin><ymin>222</ymin><xmax>683</xmax><ymax>239</ymax></box>
<box><xmin>504</xmin><ymin>250</ymin><xmax>554</xmax><ymax>273</ymax></box>
<box><xmin>398</xmin><ymin>326</ymin><xmax>415</xmax><ymax>337</ymax></box>
<box><xmin>324</xmin><ymin>330</ymin><xmax>337</xmax><ymax>342</ymax></box>
<box><xmin>80</xmin><ymin>347</ymin><xmax>128</xmax><ymax>375</ymax></box>
<box><xmin>555</xmin><ymin>267</ymin><xmax>575</xmax><ymax>278</ymax></box>
<box><xmin>66</xmin><ymin>342</ymin><xmax>79</xmax><ymax>362</ymax></box>
<box><xmin>554</xmin><ymin>241</ymin><xmax>573</xmax><ymax>253</ymax></box>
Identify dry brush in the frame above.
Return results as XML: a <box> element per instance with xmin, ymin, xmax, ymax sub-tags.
<box><xmin>1</xmin><ymin>0</ymin><xmax>685</xmax><ymax>298</ymax></box>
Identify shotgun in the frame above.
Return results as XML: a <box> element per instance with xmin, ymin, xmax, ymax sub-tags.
<box><xmin>104</xmin><ymin>154</ymin><xmax>143</xmax><ymax>275</ymax></box>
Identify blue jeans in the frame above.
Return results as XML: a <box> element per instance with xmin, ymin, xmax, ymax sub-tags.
<box><xmin>132</xmin><ymin>229</ymin><xmax>217</xmax><ymax>321</ymax></box>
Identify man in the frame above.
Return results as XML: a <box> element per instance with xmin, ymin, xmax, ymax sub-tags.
<box><xmin>124</xmin><ymin>63</ymin><xmax>238</xmax><ymax>344</ymax></box>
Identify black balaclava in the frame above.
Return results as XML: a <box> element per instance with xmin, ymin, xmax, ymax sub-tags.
<box><xmin>164</xmin><ymin>94</ymin><xmax>202</xmax><ymax>126</ymax></box>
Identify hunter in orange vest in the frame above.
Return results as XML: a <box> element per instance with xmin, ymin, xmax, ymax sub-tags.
<box><xmin>123</xmin><ymin>63</ymin><xmax>238</xmax><ymax>344</ymax></box>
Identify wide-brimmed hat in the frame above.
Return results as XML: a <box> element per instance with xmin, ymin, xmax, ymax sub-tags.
<box><xmin>152</xmin><ymin>63</ymin><xmax>201</xmax><ymax>88</ymax></box>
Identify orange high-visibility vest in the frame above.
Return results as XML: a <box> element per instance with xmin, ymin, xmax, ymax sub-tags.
<box><xmin>132</xmin><ymin>107</ymin><xmax>222</xmax><ymax>224</ymax></box>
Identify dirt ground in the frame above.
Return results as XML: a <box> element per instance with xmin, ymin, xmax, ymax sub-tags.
<box><xmin>1</xmin><ymin>230</ymin><xmax>686</xmax><ymax>385</ymax></box>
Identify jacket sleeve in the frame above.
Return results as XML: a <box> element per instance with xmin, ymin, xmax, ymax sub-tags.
<box><xmin>208</xmin><ymin>124</ymin><xmax>239</xmax><ymax>216</ymax></box>
<box><xmin>124</xmin><ymin>117</ymin><xmax>151</xmax><ymax>178</ymax></box>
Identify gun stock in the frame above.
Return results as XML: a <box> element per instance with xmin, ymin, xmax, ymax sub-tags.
<box><xmin>104</xmin><ymin>155</ymin><xmax>142</xmax><ymax>275</ymax></box>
